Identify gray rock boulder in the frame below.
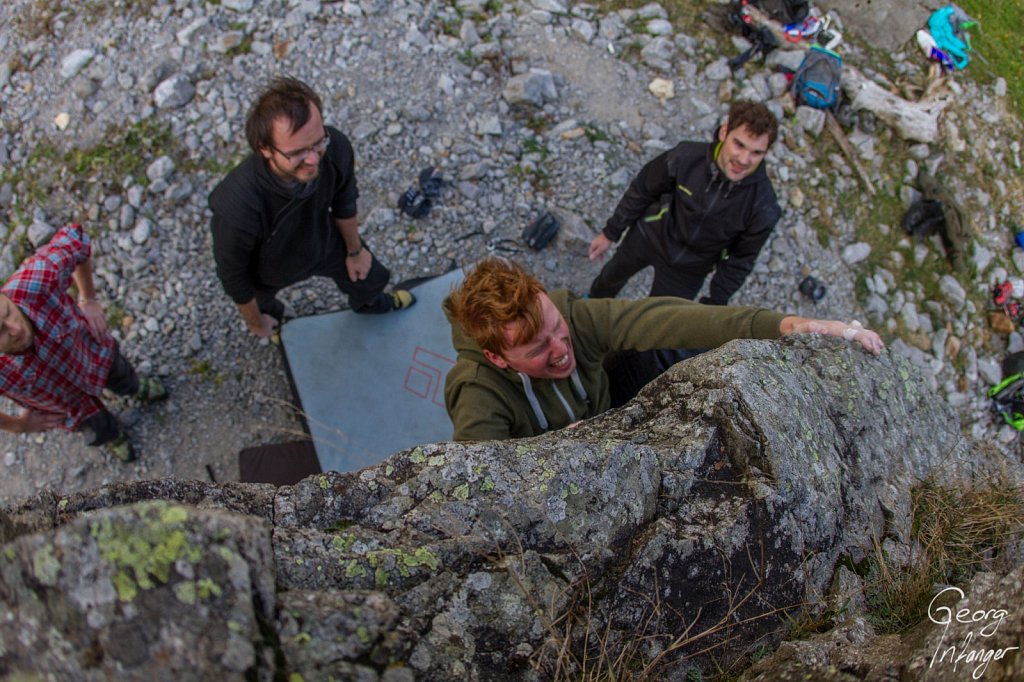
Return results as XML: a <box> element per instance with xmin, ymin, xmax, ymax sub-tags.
<box><xmin>502</xmin><ymin>68</ymin><xmax>558</xmax><ymax>107</ymax></box>
<box><xmin>2</xmin><ymin>340</ymin><xmax>1011</xmax><ymax>679</ymax></box>
<box><xmin>154</xmin><ymin>74</ymin><xmax>195</xmax><ymax>109</ymax></box>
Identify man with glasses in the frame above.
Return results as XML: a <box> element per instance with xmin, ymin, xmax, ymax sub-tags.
<box><xmin>210</xmin><ymin>77</ymin><xmax>414</xmax><ymax>339</ymax></box>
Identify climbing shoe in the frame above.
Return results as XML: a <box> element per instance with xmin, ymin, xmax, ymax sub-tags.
<box><xmin>105</xmin><ymin>433</ymin><xmax>137</xmax><ymax>463</ymax></box>
<box><xmin>391</xmin><ymin>289</ymin><xmax>417</xmax><ymax>311</ymax></box>
<box><xmin>418</xmin><ymin>166</ymin><xmax>444</xmax><ymax>198</ymax></box>
<box><xmin>135</xmin><ymin>377</ymin><xmax>168</xmax><ymax>403</ymax></box>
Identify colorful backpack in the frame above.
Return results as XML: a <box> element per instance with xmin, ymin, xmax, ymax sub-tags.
<box><xmin>792</xmin><ymin>46</ymin><xmax>843</xmax><ymax>110</ymax></box>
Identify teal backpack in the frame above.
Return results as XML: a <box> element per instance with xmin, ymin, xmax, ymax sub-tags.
<box><xmin>792</xmin><ymin>46</ymin><xmax>843</xmax><ymax>110</ymax></box>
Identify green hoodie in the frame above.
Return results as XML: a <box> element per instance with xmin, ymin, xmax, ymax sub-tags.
<box><xmin>443</xmin><ymin>290</ymin><xmax>785</xmax><ymax>441</ymax></box>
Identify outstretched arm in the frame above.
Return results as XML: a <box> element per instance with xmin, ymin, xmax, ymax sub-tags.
<box><xmin>780</xmin><ymin>317</ymin><xmax>884</xmax><ymax>356</ymax></box>
<box><xmin>72</xmin><ymin>257</ymin><xmax>107</xmax><ymax>340</ymax></box>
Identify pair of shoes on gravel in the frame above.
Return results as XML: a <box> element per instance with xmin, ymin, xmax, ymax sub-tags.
<box><xmin>391</xmin><ymin>289</ymin><xmax>417</xmax><ymax>311</ymax></box>
<box><xmin>135</xmin><ymin>377</ymin><xmax>168</xmax><ymax>402</ymax></box>
<box><xmin>105</xmin><ymin>433</ymin><xmax>137</xmax><ymax>463</ymax></box>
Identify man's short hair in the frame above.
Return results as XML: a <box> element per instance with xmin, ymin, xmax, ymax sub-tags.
<box><xmin>448</xmin><ymin>259</ymin><xmax>547</xmax><ymax>353</ymax></box>
<box><xmin>245</xmin><ymin>77</ymin><xmax>323</xmax><ymax>153</ymax></box>
<box><xmin>725</xmin><ymin>100</ymin><xmax>778</xmax><ymax>146</ymax></box>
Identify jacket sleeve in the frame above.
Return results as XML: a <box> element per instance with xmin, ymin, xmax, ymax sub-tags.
<box><xmin>705</xmin><ymin>189</ymin><xmax>781</xmax><ymax>305</ymax></box>
<box><xmin>446</xmin><ymin>377</ymin><xmax>515</xmax><ymax>442</ymax></box>
<box><xmin>602</xmin><ymin>149</ymin><xmax>675</xmax><ymax>242</ymax></box>
<box><xmin>573</xmin><ymin>296</ymin><xmax>785</xmax><ymax>353</ymax></box>
<box><xmin>209</xmin><ymin>182</ymin><xmax>264</xmax><ymax>305</ymax></box>
<box><xmin>327</xmin><ymin>128</ymin><xmax>359</xmax><ymax>221</ymax></box>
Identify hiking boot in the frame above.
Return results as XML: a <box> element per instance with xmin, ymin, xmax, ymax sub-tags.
<box><xmin>135</xmin><ymin>377</ymin><xmax>168</xmax><ymax>403</ymax></box>
<box><xmin>391</xmin><ymin>289</ymin><xmax>417</xmax><ymax>311</ymax></box>
<box><xmin>105</xmin><ymin>433</ymin><xmax>137</xmax><ymax>463</ymax></box>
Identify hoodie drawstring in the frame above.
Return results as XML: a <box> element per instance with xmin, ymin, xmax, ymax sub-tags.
<box><xmin>518</xmin><ymin>368</ymin><xmax>589</xmax><ymax>433</ymax></box>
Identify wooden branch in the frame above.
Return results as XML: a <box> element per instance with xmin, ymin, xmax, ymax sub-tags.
<box><xmin>824</xmin><ymin>110</ymin><xmax>876</xmax><ymax>196</ymax></box>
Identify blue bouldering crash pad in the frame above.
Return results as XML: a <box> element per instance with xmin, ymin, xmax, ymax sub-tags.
<box><xmin>280</xmin><ymin>268</ymin><xmax>464</xmax><ymax>472</ymax></box>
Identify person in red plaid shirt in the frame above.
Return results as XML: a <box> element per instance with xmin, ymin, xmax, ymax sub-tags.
<box><xmin>0</xmin><ymin>224</ymin><xmax>167</xmax><ymax>462</ymax></box>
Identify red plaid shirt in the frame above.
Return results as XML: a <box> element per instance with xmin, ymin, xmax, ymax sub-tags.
<box><xmin>0</xmin><ymin>225</ymin><xmax>115</xmax><ymax>429</ymax></box>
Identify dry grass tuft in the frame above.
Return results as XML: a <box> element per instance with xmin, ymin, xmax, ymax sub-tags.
<box><xmin>865</xmin><ymin>476</ymin><xmax>1024</xmax><ymax>634</ymax></box>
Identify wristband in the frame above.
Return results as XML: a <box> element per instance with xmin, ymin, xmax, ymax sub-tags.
<box><xmin>78</xmin><ymin>297</ymin><xmax>97</xmax><ymax>304</ymax></box>
<box><xmin>347</xmin><ymin>246</ymin><xmax>363</xmax><ymax>258</ymax></box>
<box><xmin>843</xmin><ymin>320</ymin><xmax>862</xmax><ymax>341</ymax></box>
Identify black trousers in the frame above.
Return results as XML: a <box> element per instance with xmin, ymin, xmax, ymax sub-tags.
<box><xmin>78</xmin><ymin>343</ymin><xmax>139</xmax><ymax>446</ymax></box>
<box><xmin>603</xmin><ymin>348</ymin><xmax>705</xmax><ymax>409</ymax></box>
<box><xmin>589</xmin><ymin>224</ymin><xmax>707</xmax><ymax>300</ymax></box>
<box><xmin>256</xmin><ymin>242</ymin><xmax>392</xmax><ymax>320</ymax></box>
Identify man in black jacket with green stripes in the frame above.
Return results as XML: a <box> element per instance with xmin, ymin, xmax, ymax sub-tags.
<box><xmin>588</xmin><ymin>100</ymin><xmax>781</xmax><ymax>306</ymax></box>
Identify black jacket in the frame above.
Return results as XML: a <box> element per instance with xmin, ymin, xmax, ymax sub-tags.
<box><xmin>208</xmin><ymin>126</ymin><xmax>359</xmax><ymax>304</ymax></box>
<box><xmin>603</xmin><ymin>139</ymin><xmax>781</xmax><ymax>304</ymax></box>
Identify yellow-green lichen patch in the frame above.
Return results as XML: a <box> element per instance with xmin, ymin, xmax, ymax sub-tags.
<box><xmin>356</xmin><ymin>626</ymin><xmax>371</xmax><ymax>644</ymax></box>
<box><xmin>196</xmin><ymin>578</ymin><xmax>222</xmax><ymax>600</ymax></box>
<box><xmin>385</xmin><ymin>464</ymin><xmax>394</xmax><ymax>477</ymax></box>
<box><xmin>91</xmin><ymin>502</ymin><xmax>202</xmax><ymax>602</ymax></box>
<box><xmin>375</xmin><ymin>564</ymin><xmax>388</xmax><ymax>590</ymax></box>
<box><xmin>57</xmin><ymin>498</ymin><xmax>68</xmax><ymax>510</ymax></box>
<box><xmin>159</xmin><ymin>506</ymin><xmax>188</xmax><ymax>525</ymax></box>
<box><xmin>288</xmin><ymin>673</ymin><xmax>305</xmax><ymax>682</ymax></box>
<box><xmin>427</xmin><ymin>455</ymin><xmax>446</xmax><ymax>467</ymax></box>
<box><xmin>427</xmin><ymin>490</ymin><xmax>444</xmax><ymax>503</ymax></box>
<box><xmin>174</xmin><ymin>581</ymin><xmax>197</xmax><ymax>605</ymax></box>
<box><xmin>228</xmin><ymin>620</ymin><xmax>243</xmax><ymax>633</ymax></box>
<box><xmin>402</xmin><ymin>547</ymin><xmax>439</xmax><ymax>571</ymax></box>
<box><xmin>218</xmin><ymin>546</ymin><xmax>236</xmax><ymax>562</ymax></box>
<box><xmin>481</xmin><ymin>477</ymin><xmax>495</xmax><ymax>492</ymax></box>
<box><xmin>32</xmin><ymin>544</ymin><xmax>60</xmax><ymax>586</ymax></box>
<box><xmin>344</xmin><ymin>560</ymin><xmax>367</xmax><ymax>578</ymax></box>
<box><xmin>515</xmin><ymin>444</ymin><xmax>531</xmax><ymax>457</ymax></box>
<box><xmin>408</xmin><ymin>447</ymin><xmax>426</xmax><ymax>464</ymax></box>
<box><xmin>318</xmin><ymin>475</ymin><xmax>330</xmax><ymax>490</ymax></box>
<box><xmin>293</xmin><ymin>632</ymin><xmax>311</xmax><ymax>645</ymax></box>
<box><xmin>453</xmin><ymin>483</ymin><xmax>470</xmax><ymax>500</ymax></box>
<box><xmin>331</xmin><ymin>534</ymin><xmax>355</xmax><ymax>553</ymax></box>
<box><xmin>3</xmin><ymin>547</ymin><xmax>15</xmax><ymax>561</ymax></box>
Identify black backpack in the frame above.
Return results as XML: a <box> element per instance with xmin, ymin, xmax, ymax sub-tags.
<box><xmin>791</xmin><ymin>47</ymin><xmax>843</xmax><ymax>110</ymax></box>
<box><xmin>755</xmin><ymin>0</ymin><xmax>809</xmax><ymax>25</ymax></box>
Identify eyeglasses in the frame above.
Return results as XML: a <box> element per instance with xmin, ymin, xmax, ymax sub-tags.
<box><xmin>273</xmin><ymin>133</ymin><xmax>330</xmax><ymax>163</ymax></box>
